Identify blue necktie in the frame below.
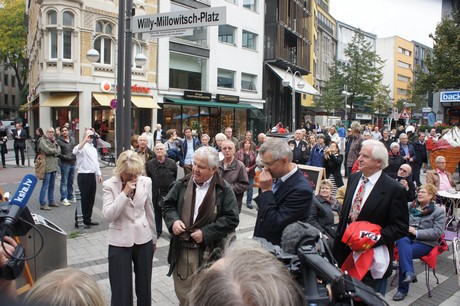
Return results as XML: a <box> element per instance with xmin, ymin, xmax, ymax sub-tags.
<box><xmin>272</xmin><ymin>179</ymin><xmax>282</xmax><ymax>193</ymax></box>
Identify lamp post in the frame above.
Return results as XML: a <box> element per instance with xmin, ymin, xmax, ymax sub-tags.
<box><xmin>86</xmin><ymin>32</ymin><xmax>146</xmax><ymax>157</ymax></box>
<box><xmin>282</xmin><ymin>67</ymin><xmax>305</xmax><ymax>131</ymax></box>
<box><xmin>342</xmin><ymin>85</ymin><xmax>351</xmax><ymax>126</ymax></box>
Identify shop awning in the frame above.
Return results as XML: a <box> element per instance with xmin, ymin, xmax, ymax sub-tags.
<box><xmin>42</xmin><ymin>93</ymin><xmax>77</xmax><ymax>107</ymax></box>
<box><xmin>250</xmin><ymin>109</ymin><xmax>265</xmax><ymax>119</ymax></box>
<box><xmin>132</xmin><ymin>96</ymin><xmax>161</xmax><ymax>109</ymax></box>
<box><xmin>267</xmin><ymin>64</ymin><xmax>319</xmax><ymax>96</ymax></box>
<box><xmin>164</xmin><ymin>97</ymin><xmax>257</xmax><ymax>109</ymax></box>
<box><xmin>93</xmin><ymin>93</ymin><xmax>114</xmax><ymax>106</ymax></box>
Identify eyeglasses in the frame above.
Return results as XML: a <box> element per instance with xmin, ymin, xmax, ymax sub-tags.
<box><xmin>261</xmin><ymin>159</ymin><xmax>280</xmax><ymax>167</ymax></box>
<box><xmin>222</xmin><ymin>147</ymin><xmax>234</xmax><ymax>151</ymax></box>
<box><xmin>398</xmin><ymin>168</ymin><xmax>408</xmax><ymax>173</ymax></box>
<box><xmin>437</xmin><ymin>161</ymin><xmax>446</xmax><ymax>164</ymax></box>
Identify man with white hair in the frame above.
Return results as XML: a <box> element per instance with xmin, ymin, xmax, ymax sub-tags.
<box><xmin>153</xmin><ymin>123</ymin><xmax>166</xmax><ymax>145</ymax></box>
<box><xmin>334</xmin><ymin>139</ymin><xmax>408</xmax><ymax>295</ymax></box>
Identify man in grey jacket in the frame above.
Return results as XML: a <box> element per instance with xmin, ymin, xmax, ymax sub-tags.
<box><xmin>163</xmin><ymin>146</ymin><xmax>239</xmax><ymax>305</ymax></box>
<box><xmin>56</xmin><ymin>126</ymin><xmax>77</xmax><ymax>206</ymax></box>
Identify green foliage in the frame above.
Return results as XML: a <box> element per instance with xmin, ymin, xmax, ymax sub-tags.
<box><xmin>0</xmin><ymin>0</ymin><xmax>28</xmax><ymax>105</ymax></box>
<box><xmin>319</xmin><ymin>30</ymin><xmax>385</xmax><ymax>122</ymax></box>
<box><xmin>314</xmin><ymin>63</ymin><xmax>345</xmax><ymax>115</ymax></box>
<box><xmin>413</xmin><ymin>10</ymin><xmax>460</xmax><ymax>92</ymax></box>
<box><xmin>371</xmin><ymin>84</ymin><xmax>392</xmax><ymax>116</ymax></box>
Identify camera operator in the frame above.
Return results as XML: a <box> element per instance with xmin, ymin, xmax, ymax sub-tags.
<box><xmin>0</xmin><ymin>236</ymin><xmax>18</xmax><ymax>300</ymax></box>
<box><xmin>72</xmin><ymin>128</ymin><xmax>102</xmax><ymax>229</ymax></box>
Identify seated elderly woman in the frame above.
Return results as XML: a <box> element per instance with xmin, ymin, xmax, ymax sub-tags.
<box><xmin>384</xmin><ymin>142</ymin><xmax>404</xmax><ymax>179</ymax></box>
<box><xmin>393</xmin><ymin>183</ymin><xmax>446</xmax><ymax>302</ymax></box>
<box><xmin>307</xmin><ymin>179</ymin><xmax>341</xmax><ymax>246</ymax></box>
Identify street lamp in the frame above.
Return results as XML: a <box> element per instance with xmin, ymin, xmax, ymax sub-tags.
<box><xmin>282</xmin><ymin>67</ymin><xmax>305</xmax><ymax>131</ymax></box>
<box><xmin>86</xmin><ymin>34</ymin><xmax>146</xmax><ymax>157</ymax></box>
<box><xmin>342</xmin><ymin>85</ymin><xmax>351</xmax><ymax>125</ymax></box>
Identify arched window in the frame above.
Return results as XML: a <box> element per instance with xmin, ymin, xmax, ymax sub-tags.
<box><xmin>62</xmin><ymin>11</ymin><xmax>74</xmax><ymax>59</ymax></box>
<box><xmin>47</xmin><ymin>10</ymin><xmax>58</xmax><ymax>59</ymax></box>
<box><xmin>94</xmin><ymin>21</ymin><xmax>115</xmax><ymax>65</ymax></box>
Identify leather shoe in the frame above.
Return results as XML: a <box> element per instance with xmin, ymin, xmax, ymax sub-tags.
<box><xmin>85</xmin><ymin>221</ymin><xmax>99</xmax><ymax>226</ymax></box>
<box><xmin>403</xmin><ymin>272</ymin><xmax>418</xmax><ymax>284</ymax></box>
<box><xmin>75</xmin><ymin>223</ymin><xmax>91</xmax><ymax>229</ymax></box>
<box><xmin>393</xmin><ymin>291</ymin><xmax>407</xmax><ymax>301</ymax></box>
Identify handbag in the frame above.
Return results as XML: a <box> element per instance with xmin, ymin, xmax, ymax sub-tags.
<box><xmin>34</xmin><ymin>153</ymin><xmax>46</xmax><ymax>180</ymax></box>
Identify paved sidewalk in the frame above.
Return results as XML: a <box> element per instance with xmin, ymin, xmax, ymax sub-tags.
<box><xmin>1</xmin><ymin>158</ymin><xmax>459</xmax><ymax>305</ymax></box>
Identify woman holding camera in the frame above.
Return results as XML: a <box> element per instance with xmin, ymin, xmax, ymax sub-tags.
<box><xmin>102</xmin><ymin>150</ymin><xmax>157</xmax><ymax>306</ymax></box>
<box><xmin>393</xmin><ymin>183</ymin><xmax>445</xmax><ymax>301</ymax></box>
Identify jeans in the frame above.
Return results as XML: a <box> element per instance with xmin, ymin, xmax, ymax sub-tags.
<box><xmin>246</xmin><ymin>176</ymin><xmax>254</xmax><ymax>204</ymax></box>
<box><xmin>60</xmin><ymin>164</ymin><xmax>75</xmax><ymax>201</ymax></box>
<box><xmin>396</xmin><ymin>237</ymin><xmax>433</xmax><ymax>294</ymax></box>
<box><xmin>39</xmin><ymin>171</ymin><xmax>56</xmax><ymax>205</ymax></box>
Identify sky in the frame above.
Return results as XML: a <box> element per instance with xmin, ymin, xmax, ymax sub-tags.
<box><xmin>329</xmin><ymin>0</ymin><xmax>442</xmax><ymax>47</ymax></box>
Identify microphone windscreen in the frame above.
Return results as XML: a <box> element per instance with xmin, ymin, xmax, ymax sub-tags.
<box><xmin>281</xmin><ymin>221</ymin><xmax>321</xmax><ymax>255</ymax></box>
<box><xmin>9</xmin><ymin>174</ymin><xmax>37</xmax><ymax>208</ymax></box>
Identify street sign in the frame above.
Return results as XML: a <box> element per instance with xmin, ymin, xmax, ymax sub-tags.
<box><xmin>392</xmin><ymin>107</ymin><xmax>399</xmax><ymax>120</ymax></box>
<box><xmin>132</xmin><ymin>7</ymin><xmax>227</xmax><ymax>34</ymax></box>
<box><xmin>110</xmin><ymin>99</ymin><xmax>117</xmax><ymax>110</ymax></box>
<box><xmin>400</xmin><ymin>107</ymin><xmax>410</xmax><ymax>119</ymax></box>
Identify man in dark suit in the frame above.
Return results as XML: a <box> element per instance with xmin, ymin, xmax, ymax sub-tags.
<box><xmin>13</xmin><ymin>122</ymin><xmax>27</xmax><ymax>167</ymax></box>
<box><xmin>287</xmin><ymin>129</ymin><xmax>309</xmax><ymax>165</ymax></box>
<box><xmin>333</xmin><ymin>139</ymin><xmax>408</xmax><ymax>295</ymax></box>
<box><xmin>412</xmin><ymin>132</ymin><xmax>427</xmax><ymax>187</ymax></box>
<box><xmin>153</xmin><ymin>123</ymin><xmax>166</xmax><ymax>145</ymax></box>
<box><xmin>254</xmin><ymin>137</ymin><xmax>313</xmax><ymax>246</ymax></box>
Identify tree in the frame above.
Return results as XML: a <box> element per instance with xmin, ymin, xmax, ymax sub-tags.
<box><xmin>371</xmin><ymin>84</ymin><xmax>392</xmax><ymax>124</ymax></box>
<box><xmin>0</xmin><ymin>0</ymin><xmax>28</xmax><ymax>108</ymax></box>
<box><xmin>342</xmin><ymin>31</ymin><xmax>385</xmax><ymax>125</ymax></box>
<box><xmin>314</xmin><ymin>63</ymin><xmax>345</xmax><ymax>116</ymax></box>
<box><xmin>413</xmin><ymin>10</ymin><xmax>460</xmax><ymax>92</ymax></box>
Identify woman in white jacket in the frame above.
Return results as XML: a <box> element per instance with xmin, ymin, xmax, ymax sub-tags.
<box><xmin>102</xmin><ymin>150</ymin><xmax>157</xmax><ymax>306</ymax></box>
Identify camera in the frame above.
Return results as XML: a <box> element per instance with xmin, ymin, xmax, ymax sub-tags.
<box><xmin>89</xmin><ymin>134</ymin><xmax>98</xmax><ymax>139</ymax></box>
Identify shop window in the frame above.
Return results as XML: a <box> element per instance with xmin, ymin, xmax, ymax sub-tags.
<box><xmin>95</xmin><ymin>21</ymin><xmax>115</xmax><ymax>65</ymax></box>
<box><xmin>218</xmin><ymin>69</ymin><xmax>235</xmax><ymax>89</ymax></box>
<box><xmin>242</xmin><ymin>30</ymin><xmax>257</xmax><ymax>51</ymax></box>
<box><xmin>169</xmin><ymin>52</ymin><xmax>207</xmax><ymax>91</ymax></box>
<box><xmin>241</xmin><ymin>73</ymin><xmax>256</xmax><ymax>91</ymax></box>
<box><xmin>218</xmin><ymin>25</ymin><xmax>236</xmax><ymax>45</ymax></box>
<box><xmin>243</xmin><ymin>0</ymin><xmax>257</xmax><ymax>12</ymax></box>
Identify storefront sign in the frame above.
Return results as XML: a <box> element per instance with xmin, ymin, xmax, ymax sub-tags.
<box><xmin>216</xmin><ymin>94</ymin><xmax>239</xmax><ymax>103</ymax></box>
<box><xmin>440</xmin><ymin>90</ymin><xmax>460</xmax><ymax>103</ymax></box>
<box><xmin>184</xmin><ymin>91</ymin><xmax>212</xmax><ymax>101</ymax></box>
<box><xmin>101</xmin><ymin>81</ymin><xmax>111</xmax><ymax>93</ymax></box>
<box><xmin>115</xmin><ymin>84</ymin><xmax>151</xmax><ymax>94</ymax></box>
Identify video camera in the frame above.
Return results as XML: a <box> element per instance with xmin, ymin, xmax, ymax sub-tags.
<box><xmin>255</xmin><ymin>223</ymin><xmax>389</xmax><ymax>306</ymax></box>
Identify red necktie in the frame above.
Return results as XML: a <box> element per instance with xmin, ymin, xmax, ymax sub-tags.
<box><xmin>350</xmin><ymin>176</ymin><xmax>369</xmax><ymax>222</ymax></box>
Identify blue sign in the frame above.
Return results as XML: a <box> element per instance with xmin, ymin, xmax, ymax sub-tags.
<box><xmin>440</xmin><ymin>90</ymin><xmax>460</xmax><ymax>103</ymax></box>
<box><xmin>110</xmin><ymin>99</ymin><xmax>117</xmax><ymax>109</ymax></box>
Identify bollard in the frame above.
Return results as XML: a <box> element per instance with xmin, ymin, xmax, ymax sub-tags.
<box><xmin>75</xmin><ymin>189</ymin><xmax>85</xmax><ymax>229</ymax></box>
<box><xmin>26</xmin><ymin>139</ymin><xmax>32</xmax><ymax>167</ymax></box>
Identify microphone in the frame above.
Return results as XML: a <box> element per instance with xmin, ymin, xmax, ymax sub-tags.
<box><xmin>281</xmin><ymin>221</ymin><xmax>321</xmax><ymax>254</ymax></box>
<box><xmin>1</xmin><ymin>174</ymin><xmax>37</xmax><ymax>237</ymax></box>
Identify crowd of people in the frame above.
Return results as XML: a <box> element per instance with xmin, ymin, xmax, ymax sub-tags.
<box><xmin>0</xmin><ymin>119</ymin><xmax>457</xmax><ymax>305</ymax></box>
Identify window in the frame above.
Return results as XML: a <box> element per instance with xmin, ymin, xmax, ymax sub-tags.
<box><xmin>132</xmin><ymin>43</ymin><xmax>144</xmax><ymax>68</ymax></box>
<box><xmin>170</xmin><ymin>3</ymin><xmax>208</xmax><ymax>47</ymax></box>
<box><xmin>397</xmin><ymin>74</ymin><xmax>410</xmax><ymax>82</ymax></box>
<box><xmin>95</xmin><ymin>21</ymin><xmax>115</xmax><ymax>65</ymax></box>
<box><xmin>397</xmin><ymin>88</ymin><xmax>408</xmax><ymax>95</ymax></box>
<box><xmin>397</xmin><ymin>61</ymin><xmax>411</xmax><ymax>69</ymax></box>
<box><xmin>11</xmin><ymin>77</ymin><xmax>15</xmax><ymax>87</ymax></box>
<box><xmin>397</xmin><ymin>47</ymin><xmax>411</xmax><ymax>56</ymax></box>
<box><xmin>12</xmin><ymin>95</ymin><xmax>15</xmax><ymax>105</ymax></box>
<box><xmin>218</xmin><ymin>25</ymin><xmax>236</xmax><ymax>45</ymax></box>
<box><xmin>169</xmin><ymin>52</ymin><xmax>207</xmax><ymax>91</ymax></box>
<box><xmin>243</xmin><ymin>0</ymin><xmax>257</xmax><ymax>12</ymax></box>
<box><xmin>3</xmin><ymin>75</ymin><xmax>7</xmax><ymax>86</ymax></box>
<box><xmin>242</xmin><ymin>30</ymin><xmax>257</xmax><ymax>50</ymax></box>
<box><xmin>4</xmin><ymin>94</ymin><xmax>8</xmax><ymax>105</ymax></box>
<box><xmin>241</xmin><ymin>73</ymin><xmax>257</xmax><ymax>91</ymax></box>
<box><xmin>62</xmin><ymin>12</ymin><xmax>74</xmax><ymax>59</ymax></box>
<box><xmin>217</xmin><ymin>69</ymin><xmax>235</xmax><ymax>88</ymax></box>
<box><xmin>48</xmin><ymin>10</ymin><xmax>57</xmax><ymax>25</ymax></box>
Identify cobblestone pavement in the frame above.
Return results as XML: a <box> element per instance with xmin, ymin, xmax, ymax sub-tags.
<box><xmin>1</xmin><ymin>152</ymin><xmax>459</xmax><ymax>305</ymax></box>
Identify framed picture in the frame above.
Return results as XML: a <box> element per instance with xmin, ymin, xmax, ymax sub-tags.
<box><xmin>298</xmin><ymin>165</ymin><xmax>326</xmax><ymax>194</ymax></box>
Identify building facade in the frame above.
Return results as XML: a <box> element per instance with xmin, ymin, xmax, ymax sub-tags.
<box><xmin>27</xmin><ymin>0</ymin><xmax>159</xmax><ymax>143</ymax></box>
<box><xmin>156</xmin><ymin>0</ymin><xmax>265</xmax><ymax>139</ymax></box>
<box><xmin>0</xmin><ymin>64</ymin><xmax>20</xmax><ymax>122</ymax></box>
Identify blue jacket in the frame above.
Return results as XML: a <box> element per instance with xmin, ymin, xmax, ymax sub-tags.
<box><xmin>180</xmin><ymin>137</ymin><xmax>201</xmax><ymax>166</ymax></box>
<box><xmin>307</xmin><ymin>144</ymin><xmax>326</xmax><ymax>167</ymax></box>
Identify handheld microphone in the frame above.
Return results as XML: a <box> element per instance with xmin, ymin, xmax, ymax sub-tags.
<box><xmin>1</xmin><ymin>174</ymin><xmax>37</xmax><ymax>237</ymax></box>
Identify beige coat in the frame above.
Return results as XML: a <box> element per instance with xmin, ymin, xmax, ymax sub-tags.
<box><xmin>102</xmin><ymin>175</ymin><xmax>157</xmax><ymax>247</ymax></box>
<box><xmin>39</xmin><ymin>137</ymin><xmax>61</xmax><ymax>173</ymax></box>
<box><xmin>426</xmin><ymin>169</ymin><xmax>455</xmax><ymax>189</ymax></box>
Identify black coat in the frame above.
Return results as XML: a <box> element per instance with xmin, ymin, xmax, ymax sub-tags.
<box><xmin>324</xmin><ymin>153</ymin><xmax>344</xmax><ymax>188</ymax></box>
<box><xmin>384</xmin><ymin>151</ymin><xmax>404</xmax><ymax>179</ymax></box>
<box><xmin>333</xmin><ymin>172</ymin><xmax>409</xmax><ymax>279</ymax></box>
<box><xmin>145</xmin><ymin>157</ymin><xmax>177</xmax><ymax>206</ymax></box>
<box><xmin>287</xmin><ymin>139</ymin><xmax>309</xmax><ymax>164</ymax></box>
<box><xmin>413</xmin><ymin>140</ymin><xmax>427</xmax><ymax>165</ymax></box>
